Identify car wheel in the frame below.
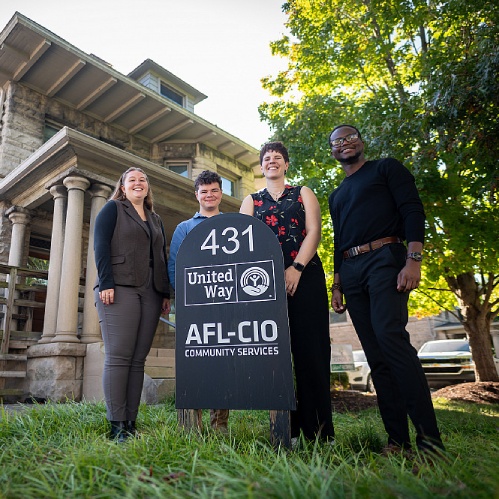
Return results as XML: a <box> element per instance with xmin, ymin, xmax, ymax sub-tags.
<box><xmin>367</xmin><ymin>375</ymin><xmax>375</xmax><ymax>393</ymax></box>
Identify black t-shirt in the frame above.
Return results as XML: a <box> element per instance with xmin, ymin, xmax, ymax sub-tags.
<box><xmin>328</xmin><ymin>158</ymin><xmax>425</xmax><ymax>273</ymax></box>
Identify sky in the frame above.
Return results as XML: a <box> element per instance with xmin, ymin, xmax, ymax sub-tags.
<box><xmin>0</xmin><ymin>0</ymin><xmax>289</xmax><ymax>149</ymax></box>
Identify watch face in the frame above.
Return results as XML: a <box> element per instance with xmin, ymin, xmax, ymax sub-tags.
<box><xmin>293</xmin><ymin>261</ymin><xmax>305</xmax><ymax>271</ymax></box>
<box><xmin>408</xmin><ymin>252</ymin><xmax>423</xmax><ymax>261</ymax></box>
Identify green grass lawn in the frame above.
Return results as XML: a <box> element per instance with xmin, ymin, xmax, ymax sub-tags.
<box><xmin>0</xmin><ymin>397</ymin><xmax>498</xmax><ymax>498</ymax></box>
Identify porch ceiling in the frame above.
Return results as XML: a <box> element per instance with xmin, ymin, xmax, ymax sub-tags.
<box><xmin>0</xmin><ymin>12</ymin><xmax>261</xmax><ymax>169</ymax></box>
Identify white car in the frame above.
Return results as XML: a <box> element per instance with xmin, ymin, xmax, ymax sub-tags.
<box><xmin>346</xmin><ymin>350</ymin><xmax>375</xmax><ymax>392</ymax></box>
<box><xmin>417</xmin><ymin>339</ymin><xmax>475</xmax><ymax>387</ymax></box>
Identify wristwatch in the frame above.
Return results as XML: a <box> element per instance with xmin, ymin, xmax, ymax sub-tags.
<box><xmin>292</xmin><ymin>261</ymin><xmax>305</xmax><ymax>272</ymax></box>
<box><xmin>406</xmin><ymin>252</ymin><xmax>423</xmax><ymax>262</ymax></box>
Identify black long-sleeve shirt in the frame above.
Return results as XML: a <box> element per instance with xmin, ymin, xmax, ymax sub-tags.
<box><xmin>328</xmin><ymin>158</ymin><xmax>425</xmax><ymax>273</ymax></box>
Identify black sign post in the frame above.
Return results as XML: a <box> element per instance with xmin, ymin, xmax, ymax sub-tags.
<box><xmin>175</xmin><ymin>213</ymin><xmax>295</xmax><ymax>447</ymax></box>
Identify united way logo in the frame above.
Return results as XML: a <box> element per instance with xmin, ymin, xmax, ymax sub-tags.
<box><xmin>183</xmin><ymin>259</ymin><xmax>277</xmax><ymax>306</ymax></box>
<box><xmin>240</xmin><ymin>267</ymin><xmax>270</xmax><ymax>296</ymax></box>
<box><xmin>237</xmin><ymin>260</ymin><xmax>276</xmax><ymax>302</ymax></box>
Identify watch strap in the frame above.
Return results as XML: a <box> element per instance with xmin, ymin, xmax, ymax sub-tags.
<box><xmin>406</xmin><ymin>252</ymin><xmax>423</xmax><ymax>262</ymax></box>
<box><xmin>292</xmin><ymin>261</ymin><xmax>305</xmax><ymax>272</ymax></box>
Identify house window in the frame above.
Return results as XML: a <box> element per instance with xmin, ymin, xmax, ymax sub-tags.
<box><xmin>221</xmin><ymin>176</ymin><xmax>236</xmax><ymax>197</ymax></box>
<box><xmin>43</xmin><ymin>123</ymin><xmax>60</xmax><ymax>143</ymax></box>
<box><xmin>160</xmin><ymin>82</ymin><xmax>184</xmax><ymax>106</ymax></box>
<box><xmin>165</xmin><ymin>161</ymin><xmax>191</xmax><ymax>178</ymax></box>
<box><xmin>215</xmin><ymin>168</ymin><xmax>239</xmax><ymax>198</ymax></box>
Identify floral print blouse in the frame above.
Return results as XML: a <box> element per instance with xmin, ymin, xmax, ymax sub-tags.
<box><xmin>252</xmin><ymin>185</ymin><xmax>317</xmax><ymax>269</ymax></box>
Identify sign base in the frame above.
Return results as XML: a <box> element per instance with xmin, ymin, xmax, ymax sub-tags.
<box><xmin>176</xmin><ymin>408</ymin><xmax>292</xmax><ymax>450</ymax></box>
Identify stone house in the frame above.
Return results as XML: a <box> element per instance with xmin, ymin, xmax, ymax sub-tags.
<box><xmin>0</xmin><ymin>12</ymin><xmax>263</xmax><ymax>403</ymax></box>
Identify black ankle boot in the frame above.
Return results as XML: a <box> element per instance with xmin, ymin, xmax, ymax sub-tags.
<box><xmin>126</xmin><ymin>420</ymin><xmax>137</xmax><ymax>438</ymax></box>
<box><xmin>109</xmin><ymin>421</ymin><xmax>127</xmax><ymax>442</ymax></box>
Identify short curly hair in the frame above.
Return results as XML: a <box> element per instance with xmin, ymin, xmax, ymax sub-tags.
<box><xmin>194</xmin><ymin>170</ymin><xmax>222</xmax><ymax>191</ymax></box>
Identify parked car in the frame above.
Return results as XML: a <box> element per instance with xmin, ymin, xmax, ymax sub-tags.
<box><xmin>346</xmin><ymin>350</ymin><xmax>375</xmax><ymax>392</ymax></box>
<box><xmin>417</xmin><ymin>339</ymin><xmax>475</xmax><ymax>387</ymax></box>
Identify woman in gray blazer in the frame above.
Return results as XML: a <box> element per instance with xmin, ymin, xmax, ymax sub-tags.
<box><xmin>94</xmin><ymin>168</ymin><xmax>170</xmax><ymax>442</ymax></box>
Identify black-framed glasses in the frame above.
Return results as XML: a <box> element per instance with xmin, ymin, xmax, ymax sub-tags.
<box><xmin>330</xmin><ymin>133</ymin><xmax>359</xmax><ymax>148</ymax></box>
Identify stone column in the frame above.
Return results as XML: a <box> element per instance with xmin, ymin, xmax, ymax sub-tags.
<box><xmin>53</xmin><ymin>176</ymin><xmax>90</xmax><ymax>343</ymax></box>
<box><xmin>4</xmin><ymin>207</ymin><xmax>30</xmax><ymax>333</ymax></box>
<box><xmin>6</xmin><ymin>207</ymin><xmax>31</xmax><ymax>266</ymax></box>
<box><xmin>39</xmin><ymin>186</ymin><xmax>67</xmax><ymax>343</ymax></box>
<box><xmin>80</xmin><ymin>183</ymin><xmax>112</xmax><ymax>343</ymax></box>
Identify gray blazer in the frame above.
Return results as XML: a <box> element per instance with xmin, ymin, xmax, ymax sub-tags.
<box><xmin>95</xmin><ymin>199</ymin><xmax>170</xmax><ymax>296</ymax></box>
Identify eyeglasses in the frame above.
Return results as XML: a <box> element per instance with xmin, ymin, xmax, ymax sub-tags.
<box><xmin>330</xmin><ymin>133</ymin><xmax>359</xmax><ymax>148</ymax></box>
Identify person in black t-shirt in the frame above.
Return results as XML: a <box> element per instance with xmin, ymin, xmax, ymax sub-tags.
<box><xmin>328</xmin><ymin>125</ymin><xmax>444</xmax><ymax>456</ymax></box>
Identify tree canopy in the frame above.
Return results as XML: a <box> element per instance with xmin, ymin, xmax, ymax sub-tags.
<box><xmin>260</xmin><ymin>0</ymin><xmax>499</xmax><ymax>379</ymax></box>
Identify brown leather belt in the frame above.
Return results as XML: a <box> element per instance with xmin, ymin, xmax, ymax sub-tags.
<box><xmin>343</xmin><ymin>236</ymin><xmax>403</xmax><ymax>259</ymax></box>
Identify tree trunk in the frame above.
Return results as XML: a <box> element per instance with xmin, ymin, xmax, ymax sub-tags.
<box><xmin>446</xmin><ymin>272</ymin><xmax>499</xmax><ymax>382</ymax></box>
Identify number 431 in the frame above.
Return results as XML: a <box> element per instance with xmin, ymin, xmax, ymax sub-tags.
<box><xmin>200</xmin><ymin>225</ymin><xmax>254</xmax><ymax>255</ymax></box>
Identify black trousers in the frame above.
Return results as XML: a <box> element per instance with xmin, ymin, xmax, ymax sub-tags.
<box><xmin>340</xmin><ymin>243</ymin><xmax>442</xmax><ymax>449</ymax></box>
<box><xmin>288</xmin><ymin>261</ymin><xmax>335</xmax><ymax>441</ymax></box>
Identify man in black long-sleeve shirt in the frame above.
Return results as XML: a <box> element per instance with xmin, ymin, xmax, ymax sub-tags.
<box><xmin>328</xmin><ymin>125</ymin><xmax>444</xmax><ymax>455</ymax></box>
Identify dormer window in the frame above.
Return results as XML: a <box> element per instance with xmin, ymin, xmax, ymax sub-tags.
<box><xmin>129</xmin><ymin>61</ymin><xmax>207</xmax><ymax>113</ymax></box>
<box><xmin>160</xmin><ymin>82</ymin><xmax>184</xmax><ymax>106</ymax></box>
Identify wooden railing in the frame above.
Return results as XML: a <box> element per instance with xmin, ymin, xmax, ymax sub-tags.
<box><xmin>0</xmin><ymin>264</ymin><xmax>48</xmax><ymax>354</ymax></box>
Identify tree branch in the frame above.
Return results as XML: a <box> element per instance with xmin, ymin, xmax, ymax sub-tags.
<box><xmin>362</xmin><ymin>0</ymin><xmax>408</xmax><ymax>102</ymax></box>
<box><xmin>415</xmin><ymin>288</ymin><xmax>463</xmax><ymax>322</ymax></box>
<box><xmin>419</xmin><ymin>25</ymin><xmax>428</xmax><ymax>53</ymax></box>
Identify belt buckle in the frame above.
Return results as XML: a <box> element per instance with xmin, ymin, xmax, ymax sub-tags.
<box><xmin>347</xmin><ymin>246</ymin><xmax>360</xmax><ymax>258</ymax></box>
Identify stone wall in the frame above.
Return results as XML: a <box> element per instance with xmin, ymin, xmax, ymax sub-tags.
<box><xmin>161</xmin><ymin>142</ymin><xmax>196</xmax><ymax>162</ymax></box>
<box><xmin>27</xmin><ymin>343</ymin><xmax>87</xmax><ymax>402</ymax></box>
<box><xmin>158</xmin><ymin>142</ymin><xmax>255</xmax><ymax>199</ymax></box>
<box><xmin>198</xmin><ymin>143</ymin><xmax>253</xmax><ymax>176</ymax></box>
<box><xmin>196</xmin><ymin>143</ymin><xmax>254</xmax><ymax>198</ymax></box>
<box><xmin>0</xmin><ymin>83</ymin><xmax>45</xmax><ymax>177</ymax></box>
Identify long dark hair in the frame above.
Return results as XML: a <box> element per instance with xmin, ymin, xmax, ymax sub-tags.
<box><xmin>110</xmin><ymin>167</ymin><xmax>155</xmax><ymax>211</ymax></box>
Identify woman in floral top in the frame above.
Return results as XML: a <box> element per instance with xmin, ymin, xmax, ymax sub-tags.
<box><xmin>240</xmin><ymin>141</ymin><xmax>334</xmax><ymax>445</ymax></box>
